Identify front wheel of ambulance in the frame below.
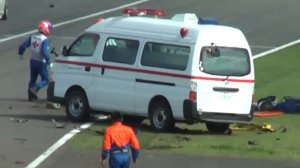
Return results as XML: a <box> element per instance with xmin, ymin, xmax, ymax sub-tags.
<box><xmin>149</xmin><ymin>102</ymin><xmax>175</xmax><ymax>132</ymax></box>
<box><xmin>66</xmin><ymin>90</ymin><xmax>90</xmax><ymax>122</ymax></box>
<box><xmin>205</xmin><ymin>122</ymin><xmax>229</xmax><ymax>134</ymax></box>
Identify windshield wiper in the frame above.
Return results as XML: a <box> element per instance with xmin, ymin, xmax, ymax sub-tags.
<box><xmin>223</xmin><ymin>75</ymin><xmax>229</xmax><ymax>81</ymax></box>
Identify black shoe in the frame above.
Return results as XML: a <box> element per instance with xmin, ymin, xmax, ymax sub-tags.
<box><xmin>28</xmin><ymin>96</ymin><xmax>38</xmax><ymax>101</ymax></box>
<box><xmin>29</xmin><ymin>87</ymin><xmax>38</xmax><ymax>94</ymax></box>
<box><xmin>28</xmin><ymin>89</ymin><xmax>38</xmax><ymax>101</ymax></box>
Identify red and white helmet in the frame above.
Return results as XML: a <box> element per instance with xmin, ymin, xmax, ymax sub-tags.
<box><xmin>38</xmin><ymin>20</ymin><xmax>52</xmax><ymax>35</ymax></box>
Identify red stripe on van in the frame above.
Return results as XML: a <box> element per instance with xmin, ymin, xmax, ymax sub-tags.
<box><xmin>55</xmin><ymin>60</ymin><xmax>255</xmax><ymax>83</ymax></box>
<box><xmin>191</xmin><ymin>76</ymin><xmax>254</xmax><ymax>83</ymax></box>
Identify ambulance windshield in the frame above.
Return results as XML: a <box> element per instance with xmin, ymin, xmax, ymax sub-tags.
<box><xmin>199</xmin><ymin>47</ymin><xmax>250</xmax><ymax>76</ymax></box>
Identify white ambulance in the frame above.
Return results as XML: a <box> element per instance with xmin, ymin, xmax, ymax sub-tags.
<box><xmin>47</xmin><ymin>8</ymin><xmax>255</xmax><ymax>133</ymax></box>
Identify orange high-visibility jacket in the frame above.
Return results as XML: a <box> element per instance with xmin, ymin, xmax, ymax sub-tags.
<box><xmin>101</xmin><ymin>122</ymin><xmax>140</xmax><ymax>160</ymax></box>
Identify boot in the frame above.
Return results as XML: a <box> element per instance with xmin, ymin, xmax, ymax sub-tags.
<box><xmin>28</xmin><ymin>87</ymin><xmax>38</xmax><ymax>101</ymax></box>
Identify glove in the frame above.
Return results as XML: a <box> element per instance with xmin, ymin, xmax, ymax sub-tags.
<box><xmin>46</xmin><ymin>60</ymin><xmax>52</xmax><ymax>66</ymax></box>
<box><xmin>19</xmin><ymin>55</ymin><xmax>24</xmax><ymax>60</ymax></box>
<box><xmin>49</xmin><ymin>63</ymin><xmax>53</xmax><ymax>68</ymax></box>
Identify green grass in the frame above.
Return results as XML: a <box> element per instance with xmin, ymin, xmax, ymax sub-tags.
<box><xmin>69</xmin><ymin>43</ymin><xmax>300</xmax><ymax>160</ymax></box>
<box><xmin>254</xmin><ymin>44</ymin><xmax>300</xmax><ymax>100</ymax></box>
<box><xmin>70</xmin><ymin>115</ymin><xmax>300</xmax><ymax>160</ymax></box>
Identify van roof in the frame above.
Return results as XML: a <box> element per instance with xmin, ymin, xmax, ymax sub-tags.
<box><xmin>86</xmin><ymin>15</ymin><xmax>248</xmax><ymax>46</ymax></box>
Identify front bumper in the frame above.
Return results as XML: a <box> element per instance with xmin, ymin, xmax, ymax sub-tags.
<box><xmin>183</xmin><ymin>99</ymin><xmax>254</xmax><ymax>124</ymax></box>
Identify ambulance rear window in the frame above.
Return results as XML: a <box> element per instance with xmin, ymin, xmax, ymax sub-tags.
<box><xmin>141</xmin><ymin>42</ymin><xmax>190</xmax><ymax>71</ymax></box>
<box><xmin>200</xmin><ymin>47</ymin><xmax>250</xmax><ymax>76</ymax></box>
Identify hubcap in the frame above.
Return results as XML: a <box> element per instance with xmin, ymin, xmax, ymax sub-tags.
<box><xmin>69</xmin><ymin>96</ymin><xmax>84</xmax><ymax>117</ymax></box>
<box><xmin>153</xmin><ymin>108</ymin><xmax>166</xmax><ymax>129</ymax></box>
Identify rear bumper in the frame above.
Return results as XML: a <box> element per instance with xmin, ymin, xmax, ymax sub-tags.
<box><xmin>47</xmin><ymin>81</ymin><xmax>65</xmax><ymax>104</ymax></box>
<box><xmin>183</xmin><ymin>99</ymin><xmax>254</xmax><ymax>124</ymax></box>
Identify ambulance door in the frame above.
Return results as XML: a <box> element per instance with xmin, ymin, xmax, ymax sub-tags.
<box><xmin>197</xmin><ymin>46</ymin><xmax>254</xmax><ymax>116</ymax></box>
<box><xmin>54</xmin><ymin>33</ymin><xmax>99</xmax><ymax>98</ymax></box>
<box><xmin>90</xmin><ymin>37</ymin><xmax>139</xmax><ymax>113</ymax></box>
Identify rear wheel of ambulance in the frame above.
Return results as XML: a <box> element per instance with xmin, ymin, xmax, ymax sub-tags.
<box><xmin>149</xmin><ymin>101</ymin><xmax>175</xmax><ymax>132</ymax></box>
<box><xmin>205</xmin><ymin>122</ymin><xmax>229</xmax><ymax>134</ymax></box>
<box><xmin>66</xmin><ymin>90</ymin><xmax>90</xmax><ymax>122</ymax></box>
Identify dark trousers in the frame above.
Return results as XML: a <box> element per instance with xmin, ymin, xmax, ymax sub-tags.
<box><xmin>109</xmin><ymin>153</ymin><xmax>130</xmax><ymax>168</ymax></box>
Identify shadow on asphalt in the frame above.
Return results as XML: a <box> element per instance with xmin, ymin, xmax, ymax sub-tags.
<box><xmin>91</xmin><ymin>117</ymin><xmax>231</xmax><ymax>136</ymax></box>
<box><xmin>0</xmin><ymin>97</ymin><xmax>70</xmax><ymax>126</ymax></box>
<box><xmin>0</xmin><ymin>97</ymin><xmax>232</xmax><ymax>136</ymax></box>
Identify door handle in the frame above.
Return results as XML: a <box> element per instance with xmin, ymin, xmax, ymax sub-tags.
<box><xmin>85</xmin><ymin>66</ymin><xmax>91</xmax><ymax>72</ymax></box>
<box><xmin>101</xmin><ymin>67</ymin><xmax>105</xmax><ymax>75</ymax></box>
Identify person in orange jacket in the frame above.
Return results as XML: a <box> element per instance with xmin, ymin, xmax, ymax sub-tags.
<box><xmin>101</xmin><ymin>111</ymin><xmax>140</xmax><ymax>168</ymax></box>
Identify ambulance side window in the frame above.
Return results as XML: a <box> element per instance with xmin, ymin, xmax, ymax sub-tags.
<box><xmin>141</xmin><ymin>42</ymin><xmax>190</xmax><ymax>70</ymax></box>
<box><xmin>67</xmin><ymin>33</ymin><xmax>99</xmax><ymax>57</ymax></box>
<box><xmin>102</xmin><ymin>38</ymin><xmax>139</xmax><ymax>64</ymax></box>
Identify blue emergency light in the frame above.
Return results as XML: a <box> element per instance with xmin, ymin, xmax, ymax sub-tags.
<box><xmin>198</xmin><ymin>17</ymin><xmax>219</xmax><ymax>25</ymax></box>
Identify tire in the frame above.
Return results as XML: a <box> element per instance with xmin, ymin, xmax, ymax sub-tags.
<box><xmin>65</xmin><ymin>90</ymin><xmax>90</xmax><ymax>122</ymax></box>
<box><xmin>206</xmin><ymin>122</ymin><xmax>229</xmax><ymax>134</ymax></box>
<box><xmin>149</xmin><ymin>102</ymin><xmax>175</xmax><ymax>132</ymax></box>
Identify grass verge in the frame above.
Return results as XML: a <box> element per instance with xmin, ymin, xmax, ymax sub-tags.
<box><xmin>70</xmin><ymin>114</ymin><xmax>300</xmax><ymax>160</ymax></box>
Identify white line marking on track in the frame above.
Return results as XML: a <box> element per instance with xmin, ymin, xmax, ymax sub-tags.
<box><xmin>50</xmin><ymin>35</ymin><xmax>76</xmax><ymax>40</ymax></box>
<box><xmin>26</xmin><ymin>123</ymin><xmax>93</xmax><ymax>168</ymax></box>
<box><xmin>253</xmin><ymin>39</ymin><xmax>300</xmax><ymax>59</ymax></box>
<box><xmin>250</xmin><ymin>45</ymin><xmax>276</xmax><ymax>49</ymax></box>
<box><xmin>0</xmin><ymin>0</ymin><xmax>149</xmax><ymax>43</ymax></box>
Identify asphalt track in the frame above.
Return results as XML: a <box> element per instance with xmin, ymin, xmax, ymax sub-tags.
<box><xmin>1</xmin><ymin>0</ymin><xmax>300</xmax><ymax>168</ymax></box>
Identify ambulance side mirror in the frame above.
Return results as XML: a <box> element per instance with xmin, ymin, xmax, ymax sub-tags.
<box><xmin>50</xmin><ymin>47</ymin><xmax>58</xmax><ymax>57</ymax></box>
<box><xmin>61</xmin><ymin>46</ymin><xmax>68</xmax><ymax>56</ymax></box>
